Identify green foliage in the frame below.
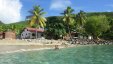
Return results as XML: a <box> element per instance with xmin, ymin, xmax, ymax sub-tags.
<box><xmin>0</xmin><ymin>21</ymin><xmax>28</xmax><ymax>36</ymax></box>
<box><xmin>1</xmin><ymin>11</ymin><xmax>113</xmax><ymax>39</ymax></box>
<box><xmin>75</xmin><ymin>10</ymin><xmax>87</xmax><ymax>33</ymax></box>
<box><xmin>86</xmin><ymin>12</ymin><xmax>113</xmax><ymax>18</ymax></box>
<box><xmin>61</xmin><ymin>6</ymin><xmax>75</xmax><ymax>39</ymax></box>
<box><xmin>100</xmin><ymin>18</ymin><xmax>113</xmax><ymax>39</ymax></box>
<box><xmin>85</xmin><ymin>15</ymin><xmax>110</xmax><ymax>39</ymax></box>
<box><xmin>0</xmin><ymin>25</ymin><xmax>4</xmax><ymax>32</ymax></box>
<box><xmin>27</xmin><ymin>5</ymin><xmax>46</xmax><ymax>28</ymax></box>
<box><xmin>62</xmin><ymin>6</ymin><xmax>75</xmax><ymax>27</ymax></box>
<box><xmin>76</xmin><ymin>10</ymin><xmax>87</xmax><ymax>26</ymax></box>
<box><xmin>46</xmin><ymin>16</ymin><xmax>66</xmax><ymax>39</ymax></box>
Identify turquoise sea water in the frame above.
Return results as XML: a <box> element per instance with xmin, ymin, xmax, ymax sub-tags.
<box><xmin>0</xmin><ymin>45</ymin><xmax>113</xmax><ymax>64</ymax></box>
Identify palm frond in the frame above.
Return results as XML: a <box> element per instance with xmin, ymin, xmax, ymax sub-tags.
<box><xmin>29</xmin><ymin>16</ymin><xmax>36</xmax><ymax>26</ymax></box>
<box><xmin>27</xmin><ymin>5</ymin><xmax>47</xmax><ymax>28</ymax></box>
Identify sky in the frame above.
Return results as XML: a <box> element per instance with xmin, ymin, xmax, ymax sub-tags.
<box><xmin>0</xmin><ymin>0</ymin><xmax>113</xmax><ymax>24</ymax></box>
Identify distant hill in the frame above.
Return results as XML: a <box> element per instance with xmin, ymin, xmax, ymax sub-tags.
<box><xmin>86</xmin><ymin>12</ymin><xmax>113</xmax><ymax>18</ymax></box>
<box><xmin>0</xmin><ymin>21</ymin><xmax>4</xmax><ymax>24</ymax></box>
<box><xmin>11</xmin><ymin>21</ymin><xmax>29</xmax><ymax>25</ymax></box>
<box><xmin>8</xmin><ymin>12</ymin><xmax>113</xmax><ymax>25</ymax></box>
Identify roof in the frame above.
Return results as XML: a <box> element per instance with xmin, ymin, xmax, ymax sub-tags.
<box><xmin>26</xmin><ymin>27</ymin><xmax>44</xmax><ymax>32</ymax></box>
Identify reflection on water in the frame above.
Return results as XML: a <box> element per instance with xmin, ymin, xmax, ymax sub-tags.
<box><xmin>0</xmin><ymin>45</ymin><xmax>113</xmax><ymax>64</ymax></box>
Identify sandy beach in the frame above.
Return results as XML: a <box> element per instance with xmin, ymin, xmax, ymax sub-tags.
<box><xmin>0</xmin><ymin>44</ymin><xmax>74</xmax><ymax>54</ymax></box>
<box><xmin>0</xmin><ymin>45</ymin><xmax>52</xmax><ymax>54</ymax></box>
<box><xmin>0</xmin><ymin>45</ymin><xmax>51</xmax><ymax>54</ymax></box>
<box><xmin>0</xmin><ymin>39</ymin><xmax>71</xmax><ymax>54</ymax></box>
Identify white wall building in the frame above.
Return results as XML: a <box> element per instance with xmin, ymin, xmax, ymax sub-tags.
<box><xmin>21</xmin><ymin>28</ymin><xmax>44</xmax><ymax>39</ymax></box>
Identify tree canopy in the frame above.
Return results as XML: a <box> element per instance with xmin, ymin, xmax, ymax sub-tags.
<box><xmin>46</xmin><ymin>16</ymin><xmax>66</xmax><ymax>39</ymax></box>
<box><xmin>85</xmin><ymin>15</ymin><xmax>110</xmax><ymax>39</ymax></box>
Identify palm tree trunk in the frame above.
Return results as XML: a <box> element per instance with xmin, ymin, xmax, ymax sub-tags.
<box><xmin>35</xmin><ymin>27</ymin><xmax>38</xmax><ymax>43</ymax></box>
<box><xmin>36</xmin><ymin>28</ymin><xmax>37</xmax><ymax>39</ymax></box>
<box><xmin>67</xmin><ymin>25</ymin><xmax>72</xmax><ymax>42</ymax></box>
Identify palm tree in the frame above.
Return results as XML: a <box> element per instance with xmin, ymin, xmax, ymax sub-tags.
<box><xmin>61</xmin><ymin>6</ymin><xmax>75</xmax><ymax>40</ymax></box>
<box><xmin>27</xmin><ymin>5</ymin><xmax>47</xmax><ymax>39</ymax></box>
<box><xmin>75</xmin><ymin>10</ymin><xmax>87</xmax><ymax>33</ymax></box>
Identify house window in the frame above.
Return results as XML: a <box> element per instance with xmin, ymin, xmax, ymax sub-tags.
<box><xmin>26</xmin><ymin>29</ymin><xmax>28</xmax><ymax>31</ymax></box>
<box><xmin>32</xmin><ymin>33</ymin><xmax>35</xmax><ymax>36</ymax></box>
<box><xmin>41</xmin><ymin>34</ymin><xmax>44</xmax><ymax>37</ymax></box>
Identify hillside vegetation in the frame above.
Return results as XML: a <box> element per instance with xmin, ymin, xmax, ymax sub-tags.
<box><xmin>0</xmin><ymin>12</ymin><xmax>113</xmax><ymax>39</ymax></box>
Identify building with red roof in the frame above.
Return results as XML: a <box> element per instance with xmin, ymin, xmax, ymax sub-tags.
<box><xmin>21</xmin><ymin>27</ymin><xmax>44</xmax><ymax>39</ymax></box>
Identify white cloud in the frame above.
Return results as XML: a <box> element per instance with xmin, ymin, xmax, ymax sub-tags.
<box><xmin>0</xmin><ymin>0</ymin><xmax>22</xmax><ymax>24</ymax></box>
<box><xmin>50</xmin><ymin>0</ymin><xmax>72</xmax><ymax>11</ymax></box>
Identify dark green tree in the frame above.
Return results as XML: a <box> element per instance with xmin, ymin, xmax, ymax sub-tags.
<box><xmin>46</xmin><ymin>16</ymin><xmax>66</xmax><ymax>39</ymax></box>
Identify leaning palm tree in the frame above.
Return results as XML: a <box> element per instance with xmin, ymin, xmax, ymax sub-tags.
<box><xmin>27</xmin><ymin>5</ymin><xmax>46</xmax><ymax>39</ymax></box>
<box><xmin>61</xmin><ymin>6</ymin><xmax>75</xmax><ymax>41</ymax></box>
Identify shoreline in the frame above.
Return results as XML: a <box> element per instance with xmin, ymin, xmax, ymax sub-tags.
<box><xmin>0</xmin><ymin>48</ymin><xmax>52</xmax><ymax>54</ymax></box>
<box><xmin>0</xmin><ymin>44</ymin><xmax>110</xmax><ymax>55</ymax></box>
<box><xmin>0</xmin><ymin>44</ymin><xmax>72</xmax><ymax>54</ymax></box>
